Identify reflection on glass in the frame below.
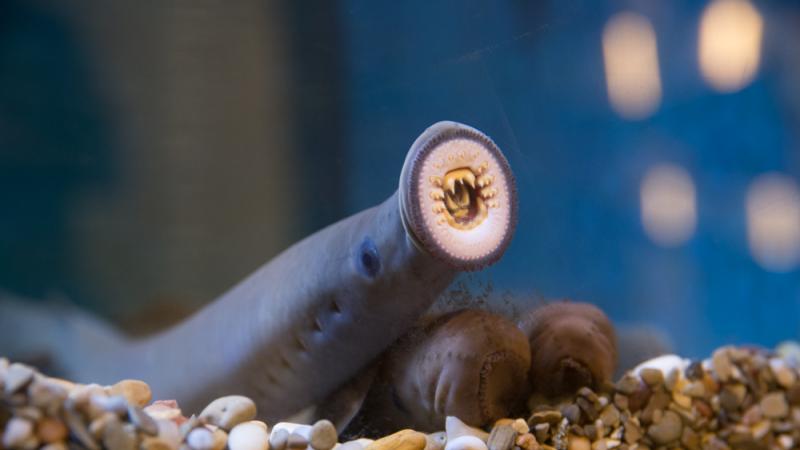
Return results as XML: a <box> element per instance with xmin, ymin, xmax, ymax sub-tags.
<box><xmin>698</xmin><ymin>0</ymin><xmax>763</xmax><ymax>93</ymax></box>
<box><xmin>602</xmin><ymin>11</ymin><xmax>662</xmax><ymax>120</ymax></box>
<box><xmin>640</xmin><ymin>164</ymin><xmax>697</xmax><ymax>247</ymax></box>
<box><xmin>746</xmin><ymin>173</ymin><xmax>800</xmax><ymax>272</ymax></box>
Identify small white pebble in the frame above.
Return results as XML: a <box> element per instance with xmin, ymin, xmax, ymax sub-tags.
<box><xmin>186</xmin><ymin>427</ymin><xmax>215</xmax><ymax>450</ymax></box>
<box><xmin>511</xmin><ymin>418</ymin><xmax>529</xmax><ymax>434</ymax></box>
<box><xmin>2</xmin><ymin>417</ymin><xmax>34</xmax><ymax>448</ymax></box>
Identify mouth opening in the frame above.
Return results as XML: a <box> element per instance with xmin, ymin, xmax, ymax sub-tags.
<box><xmin>399</xmin><ymin>121</ymin><xmax>518</xmax><ymax>271</ymax></box>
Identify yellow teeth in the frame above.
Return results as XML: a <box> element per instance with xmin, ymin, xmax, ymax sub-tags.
<box><xmin>427</xmin><ymin>162</ymin><xmax>498</xmax><ymax>231</ymax></box>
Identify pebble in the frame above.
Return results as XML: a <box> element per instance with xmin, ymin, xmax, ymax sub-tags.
<box><xmin>102</xmin><ymin>419</ymin><xmax>138</xmax><ymax>450</ymax></box>
<box><xmin>760</xmin><ymin>391</ymin><xmax>789</xmax><ymax>418</ymax></box>
<box><xmin>646</xmin><ymin>410</ymin><xmax>682</xmax><ymax>445</ymax></box>
<box><xmin>445</xmin><ymin>416</ymin><xmax>489</xmax><ymax>442</ymax></box>
<box><xmin>4</xmin><ymin>363</ymin><xmax>34</xmax><ymax>394</ymax></box>
<box><xmin>711</xmin><ymin>348</ymin><xmax>733</xmax><ymax>382</ymax></box>
<box><xmin>64</xmin><ymin>403</ymin><xmax>100</xmax><ymax>450</ymax></box>
<box><xmin>199</xmin><ymin>395</ymin><xmax>257</xmax><ymax>431</ymax></box>
<box><xmin>2</xmin><ymin>416</ymin><xmax>34</xmax><ymax>448</ymax></box>
<box><xmin>287</xmin><ymin>432</ymin><xmax>309</xmax><ymax>449</ymax></box>
<box><xmin>90</xmin><ymin>394</ymin><xmax>128</xmax><ymax>416</ymax></box>
<box><xmin>568</xmin><ymin>436</ymin><xmax>591</xmax><ymax>450</ymax></box>
<box><xmin>108</xmin><ymin>379</ymin><xmax>152</xmax><ymax>407</ymax></box>
<box><xmin>770</xmin><ymin>358</ymin><xmax>797</xmax><ymax>389</ymax></box>
<box><xmin>228</xmin><ymin>420</ymin><xmax>270</xmax><ymax>450</ymax></box>
<box><xmin>445</xmin><ymin>435</ymin><xmax>488</xmax><ymax>450</ymax></box>
<box><xmin>486</xmin><ymin>424</ymin><xmax>516</xmax><ymax>450</ymax></box>
<box><xmin>270</xmin><ymin>428</ymin><xmax>289</xmax><ymax>450</ymax></box>
<box><xmin>36</xmin><ymin>417</ymin><xmax>68</xmax><ymax>443</ymax></box>
<box><xmin>145</xmin><ymin>400</ymin><xmax>183</xmax><ymax>421</ymax></box>
<box><xmin>365</xmin><ymin>429</ymin><xmax>426</xmax><ymax>450</ymax></box>
<box><xmin>129</xmin><ymin>404</ymin><xmax>159</xmax><ymax>435</ymax></box>
<box><xmin>186</xmin><ymin>427</ymin><xmax>216</xmax><ymax>450</ymax></box>
<box><xmin>310</xmin><ymin>419</ymin><xmax>338</xmax><ymax>450</ymax></box>
<box><xmin>156</xmin><ymin>419</ymin><xmax>182</xmax><ymax>449</ymax></box>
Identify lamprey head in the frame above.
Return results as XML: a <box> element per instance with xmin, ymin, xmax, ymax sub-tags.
<box><xmin>399</xmin><ymin>121</ymin><xmax>517</xmax><ymax>271</ymax></box>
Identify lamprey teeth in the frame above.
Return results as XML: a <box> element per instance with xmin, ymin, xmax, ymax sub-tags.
<box><xmin>429</xmin><ymin>189</ymin><xmax>445</xmax><ymax>201</ymax></box>
<box><xmin>462</xmin><ymin>171</ymin><xmax>476</xmax><ymax>189</ymax></box>
<box><xmin>476</xmin><ymin>162</ymin><xmax>489</xmax><ymax>175</ymax></box>
<box><xmin>445</xmin><ymin>177</ymin><xmax>457</xmax><ymax>195</ymax></box>
<box><xmin>429</xmin><ymin>176</ymin><xmax>443</xmax><ymax>187</ymax></box>
<box><xmin>432</xmin><ymin>201</ymin><xmax>447</xmax><ymax>214</ymax></box>
<box><xmin>477</xmin><ymin>175</ymin><xmax>493</xmax><ymax>188</ymax></box>
<box><xmin>480</xmin><ymin>187</ymin><xmax>497</xmax><ymax>199</ymax></box>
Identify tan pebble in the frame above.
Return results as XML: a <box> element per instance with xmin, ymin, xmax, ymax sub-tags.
<box><xmin>599</xmin><ymin>405</ymin><xmax>620</xmax><ymax>428</ymax></box>
<box><xmin>2</xmin><ymin>417</ymin><xmax>34</xmax><ymax>448</ymax></box>
<box><xmin>514</xmin><ymin>433</ymin><xmax>537</xmax><ymax>450</ymax></box>
<box><xmin>142</xmin><ymin>436</ymin><xmax>177</xmax><ymax>450</ymax></box>
<box><xmin>365</xmin><ymin>429</ymin><xmax>426</xmax><ymax>450</ymax></box>
<box><xmin>37</xmin><ymin>417</ymin><xmax>68</xmax><ymax>443</ymax></box>
<box><xmin>89</xmin><ymin>412</ymin><xmax>118</xmax><ymax>439</ymax></box>
<box><xmin>445</xmin><ymin>435</ymin><xmax>488</xmax><ymax>450</ymax></box>
<box><xmin>199</xmin><ymin>395</ymin><xmax>257</xmax><ymax>431</ymax></box>
<box><xmin>425</xmin><ymin>431</ymin><xmax>447</xmax><ymax>450</ymax></box>
<box><xmin>310</xmin><ymin>419</ymin><xmax>338</xmax><ymax>450</ymax></box>
<box><xmin>639</xmin><ymin>368</ymin><xmax>663</xmax><ymax>387</ymax></box>
<box><xmin>672</xmin><ymin>392</ymin><xmax>692</xmax><ymax>410</ymax></box>
<box><xmin>511</xmin><ymin>418</ymin><xmax>529</xmax><ymax>434</ymax></box>
<box><xmin>486</xmin><ymin>424</ymin><xmax>516</xmax><ymax>450</ymax></box>
<box><xmin>228</xmin><ymin>421</ymin><xmax>269</xmax><ymax>450</ymax></box>
<box><xmin>590</xmin><ymin>439</ymin><xmax>606</xmax><ymax>450</ymax></box>
<box><xmin>108</xmin><ymin>379</ymin><xmax>152</xmax><ymax>407</ymax></box>
<box><xmin>567</xmin><ymin>436</ymin><xmax>590</xmax><ymax>450</ymax></box>
<box><xmin>145</xmin><ymin>400</ymin><xmax>183</xmax><ymax>421</ymax></box>
<box><xmin>102</xmin><ymin>419</ymin><xmax>137</xmax><ymax>450</ymax></box>
<box><xmin>646</xmin><ymin>410</ymin><xmax>682</xmax><ymax>445</ymax></box>
<box><xmin>156</xmin><ymin>419</ymin><xmax>182</xmax><ymax>449</ymax></box>
<box><xmin>771</xmin><ymin>358</ymin><xmax>797</xmax><ymax>388</ymax></box>
<box><xmin>761</xmin><ymin>392</ymin><xmax>789</xmax><ymax>418</ymax></box>
<box><xmin>711</xmin><ymin>348</ymin><xmax>733</xmax><ymax>382</ymax></box>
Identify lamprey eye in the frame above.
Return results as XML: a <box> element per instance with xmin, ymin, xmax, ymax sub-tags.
<box><xmin>399</xmin><ymin>121</ymin><xmax>517</xmax><ymax>271</ymax></box>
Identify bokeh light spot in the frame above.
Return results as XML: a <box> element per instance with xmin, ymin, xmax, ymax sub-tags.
<box><xmin>640</xmin><ymin>164</ymin><xmax>697</xmax><ymax>247</ymax></box>
<box><xmin>699</xmin><ymin>0</ymin><xmax>763</xmax><ymax>93</ymax></box>
<box><xmin>746</xmin><ymin>173</ymin><xmax>800</xmax><ymax>272</ymax></box>
<box><xmin>602</xmin><ymin>12</ymin><xmax>662</xmax><ymax>120</ymax></box>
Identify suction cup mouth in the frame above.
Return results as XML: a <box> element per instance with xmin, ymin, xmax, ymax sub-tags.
<box><xmin>399</xmin><ymin>121</ymin><xmax>517</xmax><ymax>271</ymax></box>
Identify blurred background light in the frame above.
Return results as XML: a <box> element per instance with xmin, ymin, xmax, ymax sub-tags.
<box><xmin>746</xmin><ymin>173</ymin><xmax>800</xmax><ymax>272</ymax></box>
<box><xmin>602</xmin><ymin>11</ymin><xmax>662</xmax><ymax>120</ymax></box>
<box><xmin>698</xmin><ymin>0</ymin><xmax>763</xmax><ymax>93</ymax></box>
<box><xmin>640</xmin><ymin>164</ymin><xmax>697</xmax><ymax>247</ymax></box>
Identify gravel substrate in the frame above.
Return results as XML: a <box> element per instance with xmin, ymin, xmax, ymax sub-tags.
<box><xmin>3</xmin><ymin>345</ymin><xmax>800</xmax><ymax>450</ymax></box>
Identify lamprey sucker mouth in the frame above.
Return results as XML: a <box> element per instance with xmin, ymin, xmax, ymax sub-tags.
<box><xmin>399</xmin><ymin>121</ymin><xmax>517</xmax><ymax>271</ymax></box>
